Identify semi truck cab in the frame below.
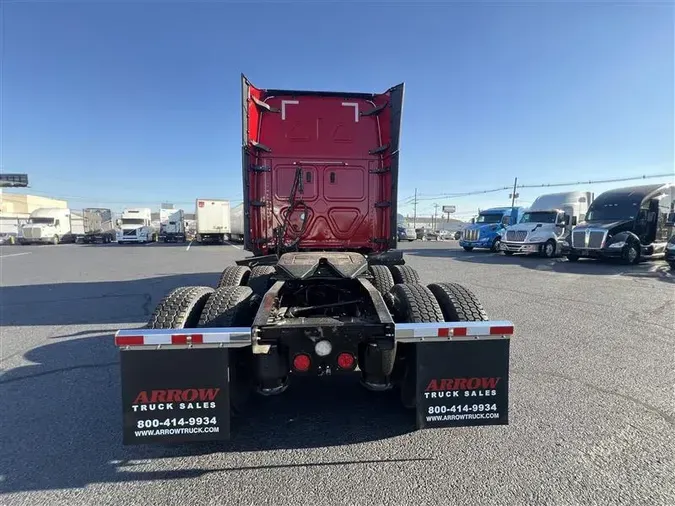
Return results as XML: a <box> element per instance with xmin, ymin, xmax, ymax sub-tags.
<box><xmin>19</xmin><ymin>208</ymin><xmax>82</xmax><ymax>245</ymax></box>
<box><xmin>564</xmin><ymin>183</ymin><xmax>674</xmax><ymax>264</ymax></box>
<box><xmin>459</xmin><ymin>207</ymin><xmax>526</xmax><ymax>252</ymax></box>
<box><xmin>117</xmin><ymin>208</ymin><xmax>155</xmax><ymax>244</ymax></box>
<box><xmin>500</xmin><ymin>191</ymin><xmax>593</xmax><ymax>258</ymax></box>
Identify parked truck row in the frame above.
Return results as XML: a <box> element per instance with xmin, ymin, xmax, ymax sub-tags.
<box><xmin>458</xmin><ymin>184</ymin><xmax>675</xmax><ymax>265</ymax></box>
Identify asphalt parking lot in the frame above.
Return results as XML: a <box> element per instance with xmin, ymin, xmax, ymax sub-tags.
<box><xmin>1</xmin><ymin>240</ymin><xmax>673</xmax><ymax>506</ymax></box>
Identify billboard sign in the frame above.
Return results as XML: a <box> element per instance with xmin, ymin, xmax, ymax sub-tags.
<box><xmin>442</xmin><ymin>205</ymin><xmax>456</xmax><ymax>214</ymax></box>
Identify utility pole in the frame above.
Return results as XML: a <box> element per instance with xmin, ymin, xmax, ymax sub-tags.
<box><xmin>413</xmin><ymin>188</ymin><xmax>417</xmax><ymax>228</ymax></box>
<box><xmin>433</xmin><ymin>203</ymin><xmax>439</xmax><ymax>230</ymax></box>
<box><xmin>510</xmin><ymin>177</ymin><xmax>518</xmax><ymax>209</ymax></box>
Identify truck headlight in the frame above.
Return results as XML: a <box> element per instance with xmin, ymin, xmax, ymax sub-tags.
<box><xmin>528</xmin><ymin>236</ymin><xmax>543</xmax><ymax>242</ymax></box>
<box><xmin>608</xmin><ymin>241</ymin><xmax>625</xmax><ymax>249</ymax></box>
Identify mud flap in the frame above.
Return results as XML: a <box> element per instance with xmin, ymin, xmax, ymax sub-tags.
<box><xmin>120</xmin><ymin>349</ymin><xmax>231</xmax><ymax>444</ymax></box>
<box><xmin>415</xmin><ymin>340</ymin><xmax>510</xmax><ymax>429</ymax></box>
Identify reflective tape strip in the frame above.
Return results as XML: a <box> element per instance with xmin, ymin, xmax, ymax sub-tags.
<box><xmin>395</xmin><ymin>321</ymin><xmax>513</xmax><ymax>342</ymax></box>
<box><xmin>115</xmin><ymin>328</ymin><xmax>251</xmax><ymax>348</ymax></box>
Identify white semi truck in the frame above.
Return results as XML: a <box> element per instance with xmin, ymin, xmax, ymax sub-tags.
<box><xmin>195</xmin><ymin>199</ymin><xmax>230</xmax><ymax>243</ymax></box>
<box><xmin>500</xmin><ymin>191</ymin><xmax>594</xmax><ymax>258</ymax></box>
<box><xmin>159</xmin><ymin>209</ymin><xmax>186</xmax><ymax>243</ymax></box>
<box><xmin>19</xmin><ymin>208</ymin><xmax>85</xmax><ymax>245</ymax></box>
<box><xmin>117</xmin><ymin>208</ymin><xmax>156</xmax><ymax>244</ymax></box>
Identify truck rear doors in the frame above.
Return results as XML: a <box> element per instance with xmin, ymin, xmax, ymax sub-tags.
<box><xmin>241</xmin><ymin>75</ymin><xmax>404</xmax><ymax>256</ymax></box>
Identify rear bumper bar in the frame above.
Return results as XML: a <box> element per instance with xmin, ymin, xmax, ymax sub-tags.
<box><xmin>115</xmin><ymin>320</ymin><xmax>514</xmax><ymax>350</ymax></box>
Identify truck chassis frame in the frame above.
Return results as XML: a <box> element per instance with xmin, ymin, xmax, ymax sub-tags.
<box><xmin>115</xmin><ymin>251</ymin><xmax>514</xmax><ymax>445</ymax></box>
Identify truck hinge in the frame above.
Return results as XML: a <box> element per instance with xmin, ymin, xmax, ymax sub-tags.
<box><xmin>369</xmin><ymin>167</ymin><xmax>390</xmax><ymax>174</ymax></box>
<box><xmin>369</xmin><ymin>144</ymin><xmax>389</xmax><ymax>155</ymax></box>
<box><xmin>250</xmin><ymin>165</ymin><xmax>270</xmax><ymax>172</ymax></box>
<box><xmin>361</xmin><ymin>101</ymin><xmax>388</xmax><ymax>117</ymax></box>
<box><xmin>250</xmin><ymin>140</ymin><xmax>272</xmax><ymax>153</ymax></box>
<box><xmin>375</xmin><ymin>201</ymin><xmax>391</xmax><ymax>208</ymax></box>
<box><xmin>370</xmin><ymin>238</ymin><xmax>389</xmax><ymax>244</ymax></box>
<box><xmin>250</xmin><ymin>201</ymin><xmax>267</xmax><ymax>207</ymax></box>
<box><xmin>251</xmin><ymin>95</ymin><xmax>280</xmax><ymax>113</ymax></box>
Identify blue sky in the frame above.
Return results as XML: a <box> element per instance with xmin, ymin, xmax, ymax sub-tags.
<box><xmin>2</xmin><ymin>1</ymin><xmax>673</xmax><ymax>220</ymax></box>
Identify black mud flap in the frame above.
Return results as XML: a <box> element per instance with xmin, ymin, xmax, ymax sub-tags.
<box><xmin>415</xmin><ymin>340</ymin><xmax>510</xmax><ymax>429</ymax></box>
<box><xmin>120</xmin><ymin>349</ymin><xmax>231</xmax><ymax>445</ymax></box>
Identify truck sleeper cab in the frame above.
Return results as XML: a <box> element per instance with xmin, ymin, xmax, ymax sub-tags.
<box><xmin>459</xmin><ymin>207</ymin><xmax>526</xmax><ymax>252</ymax></box>
<box><xmin>564</xmin><ymin>183</ymin><xmax>674</xmax><ymax>264</ymax></box>
<box><xmin>500</xmin><ymin>191</ymin><xmax>593</xmax><ymax>258</ymax></box>
<box><xmin>117</xmin><ymin>208</ymin><xmax>155</xmax><ymax>244</ymax></box>
<box><xmin>113</xmin><ymin>75</ymin><xmax>516</xmax><ymax>445</ymax></box>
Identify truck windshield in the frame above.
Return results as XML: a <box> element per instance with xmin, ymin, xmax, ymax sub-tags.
<box><xmin>121</xmin><ymin>219</ymin><xmax>145</xmax><ymax>225</ymax></box>
<box><xmin>476</xmin><ymin>214</ymin><xmax>503</xmax><ymax>224</ymax></box>
<box><xmin>28</xmin><ymin>218</ymin><xmax>54</xmax><ymax>224</ymax></box>
<box><xmin>585</xmin><ymin>201</ymin><xmax>639</xmax><ymax>222</ymax></box>
<box><xmin>520</xmin><ymin>211</ymin><xmax>557</xmax><ymax>224</ymax></box>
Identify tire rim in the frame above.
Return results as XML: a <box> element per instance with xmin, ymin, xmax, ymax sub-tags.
<box><xmin>627</xmin><ymin>246</ymin><xmax>637</xmax><ymax>263</ymax></box>
<box><xmin>545</xmin><ymin>243</ymin><xmax>554</xmax><ymax>257</ymax></box>
<box><xmin>494</xmin><ymin>240</ymin><xmax>500</xmax><ymax>251</ymax></box>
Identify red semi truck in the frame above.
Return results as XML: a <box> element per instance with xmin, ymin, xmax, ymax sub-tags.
<box><xmin>115</xmin><ymin>76</ymin><xmax>515</xmax><ymax>444</ymax></box>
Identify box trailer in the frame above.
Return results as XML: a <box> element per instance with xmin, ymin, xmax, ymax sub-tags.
<box><xmin>114</xmin><ymin>75</ymin><xmax>515</xmax><ymax>445</ymax></box>
<box><xmin>196</xmin><ymin>199</ymin><xmax>231</xmax><ymax>243</ymax></box>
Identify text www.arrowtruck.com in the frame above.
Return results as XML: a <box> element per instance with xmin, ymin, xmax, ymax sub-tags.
<box><xmin>135</xmin><ymin>426</ymin><xmax>220</xmax><ymax>437</ymax></box>
<box><xmin>426</xmin><ymin>412</ymin><xmax>500</xmax><ymax>422</ymax></box>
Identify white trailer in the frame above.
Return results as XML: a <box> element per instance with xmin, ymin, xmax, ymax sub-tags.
<box><xmin>160</xmin><ymin>209</ymin><xmax>186</xmax><ymax>243</ymax></box>
<box><xmin>229</xmin><ymin>203</ymin><xmax>244</xmax><ymax>242</ymax></box>
<box><xmin>196</xmin><ymin>199</ymin><xmax>230</xmax><ymax>243</ymax></box>
<box><xmin>117</xmin><ymin>208</ymin><xmax>156</xmax><ymax>244</ymax></box>
<box><xmin>19</xmin><ymin>208</ymin><xmax>84</xmax><ymax>245</ymax></box>
<box><xmin>500</xmin><ymin>191</ymin><xmax>594</xmax><ymax>258</ymax></box>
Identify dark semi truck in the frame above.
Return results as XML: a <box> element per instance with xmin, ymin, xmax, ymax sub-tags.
<box><xmin>564</xmin><ymin>183</ymin><xmax>674</xmax><ymax>264</ymax></box>
<box><xmin>114</xmin><ymin>76</ymin><xmax>515</xmax><ymax>445</ymax></box>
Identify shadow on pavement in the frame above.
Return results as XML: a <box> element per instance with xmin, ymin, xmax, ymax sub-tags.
<box><xmin>0</xmin><ymin>336</ymin><xmax>415</xmax><ymax>493</ymax></box>
<box><xmin>0</xmin><ymin>273</ymin><xmax>221</xmax><ymax>327</ymax></box>
<box><xmin>402</xmin><ymin>247</ymin><xmax>674</xmax><ymax>282</ymax></box>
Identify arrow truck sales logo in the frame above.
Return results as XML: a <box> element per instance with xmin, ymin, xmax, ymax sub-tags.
<box><xmin>131</xmin><ymin>388</ymin><xmax>220</xmax><ymax>412</ymax></box>
<box><xmin>424</xmin><ymin>377</ymin><xmax>501</xmax><ymax>399</ymax></box>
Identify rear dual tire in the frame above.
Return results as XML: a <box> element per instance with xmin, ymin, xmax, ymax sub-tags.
<box><xmin>391</xmin><ymin>281</ymin><xmax>488</xmax><ymax>409</ymax></box>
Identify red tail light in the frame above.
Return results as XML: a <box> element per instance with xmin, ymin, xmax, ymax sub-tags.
<box><xmin>292</xmin><ymin>353</ymin><xmax>311</xmax><ymax>372</ymax></box>
<box><xmin>337</xmin><ymin>352</ymin><xmax>356</xmax><ymax>370</ymax></box>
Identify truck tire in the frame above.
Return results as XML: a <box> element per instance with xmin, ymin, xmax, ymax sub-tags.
<box><xmin>369</xmin><ymin>265</ymin><xmax>394</xmax><ymax>295</ymax></box>
<box><xmin>247</xmin><ymin>265</ymin><xmax>276</xmax><ymax>297</ymax></box>
<box><xmin>427</xmin><ymin>282</ymin><xmax>488</xmax><ymax>322</ymax></box>
<box><xmin>503</xmin><ymin>251</ymin><xmax>514</xmax><ymax>256</ymax></box>
<box><xmin>52</xmin><ymin>235</ymin><xmax>59</xmax><ymax>245</ymax></box>
<box><xmin>389</xmin><ymin>283</ymin><xmax>444</xmax><ymax>409</ymax></box>
<box><xmin>463</xmin><ymin>246</ymin><xmax>473</xmax><ymax>252</ymax></box>
<box><xmin>217</xmin><ymin>266</ymin><xmax>251</xmax><ymax>289</ymax></box>
<box><xmin>622</xmin><ymin>243</ymin><xmax>640</xmax><ymax>265</ymax></box>
<box><xmin>541</xmin><ymin>239</ymin><xmax>556</xmax><ymax>259</ymax></box>
<box><xmin>146</xmin><ymin>286</ymin><xmax>214</xmax><ymax>329</ymax></box>
<box><xmin>389</xmin><ymin>264</ymin><xmax>420</xmax><ymax>285</ymax></box>
<box><xmin>491</xmin><ymin>237</ymin><xmax>501</xmax><ymax>253</ymax></box>
<box><xmin>566</xmin><ymin>254</ymin><xmax>580</xmax><ymax>262</ymax></box>
<box><xmin>198</xmin><ymin>286</ymin><xmax>258</xmax><ymax>415</ymax></box>
<box><xmin>198</xmin><ymin>285</ymin><xmax>258</xmax><ymax>328</ymax></box>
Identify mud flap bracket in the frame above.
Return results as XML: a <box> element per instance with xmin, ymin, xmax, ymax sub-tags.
<box><xmin>414</xmin><ymin>339</ymin><xmax>510</xmax><ymax>429</ymax></box>
<box><xmin>120</xmin><ymin>348</ymin><xmax>232</xmax><ymax>444</ymax></box>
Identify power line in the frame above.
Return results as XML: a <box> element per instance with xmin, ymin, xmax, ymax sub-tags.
<box><xmin>406</xmin><ymin>172</ymin><xmax>673</xmax><ymax>203</ymax></box>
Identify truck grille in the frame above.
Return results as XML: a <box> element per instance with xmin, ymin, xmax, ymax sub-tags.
<box><xmin>464</xmin><ymin>229</ymin><xmax>479</xmax><ymax>241</ymax></box>
<box><xmin>506</xmin><ymin>230</ymin><xmax>527</xmax><ymax>242</ymax></box>
<box><xmin>572</xmin><ymin>229</ymin><xmax>606</xmax><ymax>249</ymax></box>
<box><xmin>122</xmin><ymin>229</ymin><xmax>137</xmax><ymax>236</ymax></box>
<box><xmin>23</xmin><ymin>227</ymin><xmax>41</xmax><ymax>239</ymax></box>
